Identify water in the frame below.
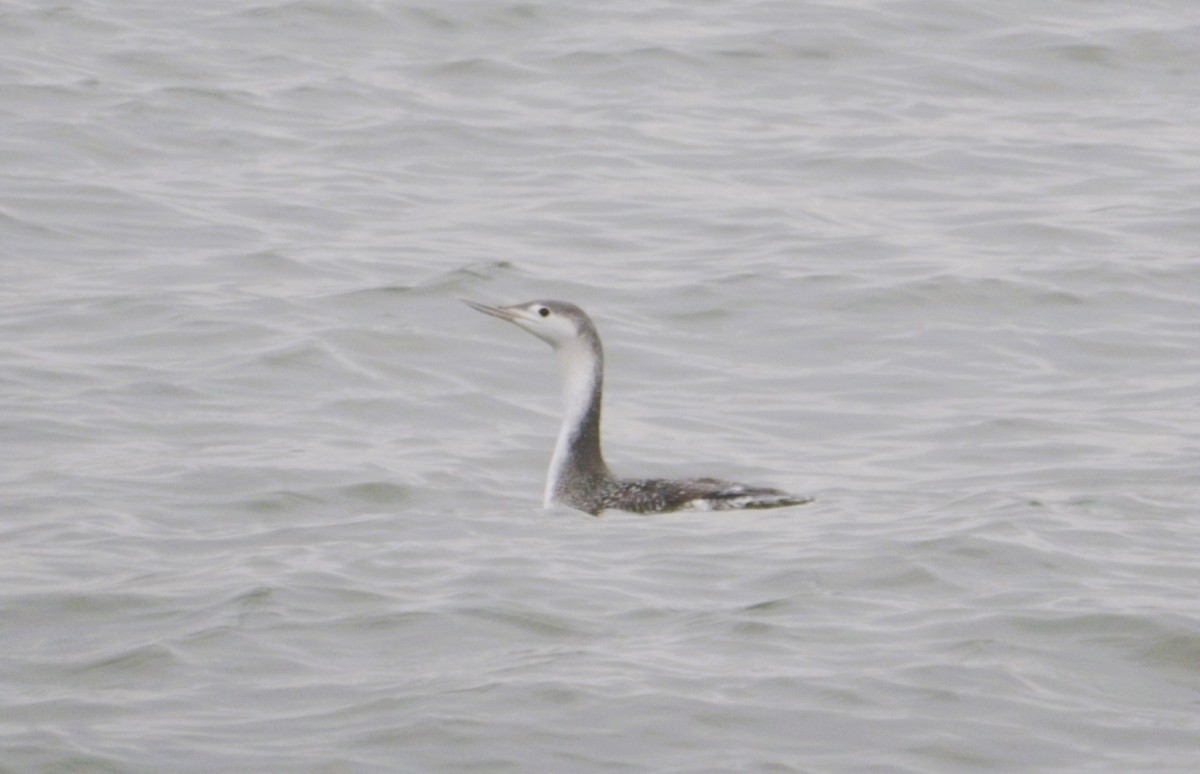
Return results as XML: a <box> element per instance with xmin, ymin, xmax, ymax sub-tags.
<box><xmin>3</xmin><ymin>0</ymin><xmax>1199</xmax><ymax>771</ymax></box>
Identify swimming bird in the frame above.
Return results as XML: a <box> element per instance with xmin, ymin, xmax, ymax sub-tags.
<box><xmin>463</xmin><ymin>299</ymin><xmax>812</xmax><ymax>515</ymax></box>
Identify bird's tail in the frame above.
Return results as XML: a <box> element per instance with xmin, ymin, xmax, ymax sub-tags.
<box><xmin>708</xmin><ymin>483</ymin><xmax>813</xmax><ymax>511</ymax></box>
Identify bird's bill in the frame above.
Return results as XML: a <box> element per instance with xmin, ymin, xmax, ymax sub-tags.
<box><xmin>460</xmin><ymin>299</ymin><xmax>520</xmax><ymax>321</ymax></box>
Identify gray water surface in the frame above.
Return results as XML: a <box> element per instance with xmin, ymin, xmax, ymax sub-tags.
<box><xmin>3</xmin><ymin>1</ymin><xmax>1199</xmax><ymax>771</ymax></box>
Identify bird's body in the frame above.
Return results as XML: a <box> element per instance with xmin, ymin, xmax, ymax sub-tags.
<box><xmin>463</xmin><ymin>299</ymin><xmax>812</xmax><ymax>516</ymax></box>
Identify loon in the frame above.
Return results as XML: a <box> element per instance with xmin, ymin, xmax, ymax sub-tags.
<box><xmin>463</xmin><ymin>299</ymin><xmax>812</xmax><ymax>516</ymax></box>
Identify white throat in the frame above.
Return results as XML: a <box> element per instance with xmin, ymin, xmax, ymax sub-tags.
<box><xmin>544</xmin><ymin>338</ymin><xmax>603</xmax><ymax>507</ymax></box>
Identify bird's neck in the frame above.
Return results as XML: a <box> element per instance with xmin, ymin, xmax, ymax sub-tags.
<box><xmin>545</xmin><ymin>337</ymin><xmax>610</xmax><ymax>507</ymax></box>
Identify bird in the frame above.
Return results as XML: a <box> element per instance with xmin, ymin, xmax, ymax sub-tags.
<box><xmin>462</xmin><ymin>298</ymin><xmax>813</xmax><ymax>516</ymax></box>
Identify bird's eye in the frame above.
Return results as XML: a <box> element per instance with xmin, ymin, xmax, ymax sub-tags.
<box><xmin>538</xmin><ymin>307</ymin><xmax>550</xmax><ymax>317</ymax></box>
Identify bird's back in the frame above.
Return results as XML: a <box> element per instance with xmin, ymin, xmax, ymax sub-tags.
<box><xmin>598</xmin><ymin>477</ymin><xmax>812</xmax><ymax>514</ymax></box>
